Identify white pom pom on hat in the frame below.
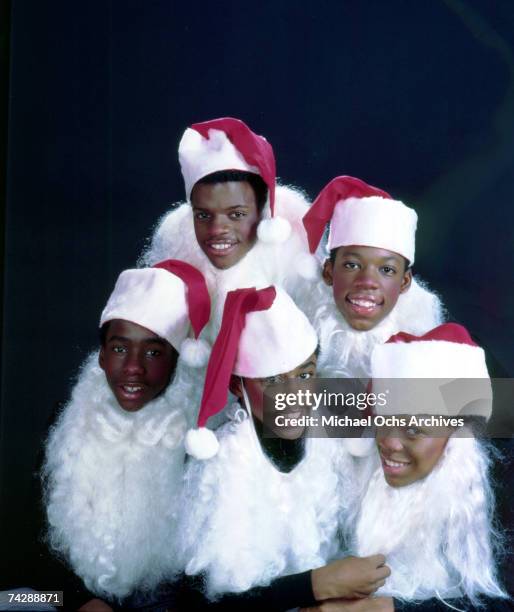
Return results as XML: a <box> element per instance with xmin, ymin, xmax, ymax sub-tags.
<box><xmin>257</xmin><ymin>215</ymin><xmax>291</xmax><ymax>244</ymax></box>
<box><xmin>180</xmin><ymin>337</ymin><xmax>211</xmax><ymax>368</ymax></box>
<box><xmin>184</xmin><ymin>427</ymin><xmax>219</xmax><ymax>460</ymax></box>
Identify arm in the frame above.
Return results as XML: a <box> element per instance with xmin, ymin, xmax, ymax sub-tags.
<box><xmin>174</xmin><ymin>555</ymin><xmax>390</xmax><ymax>612</ymax></box>
<box><xmin>174</xmin><ymin>570</ymin><xmax>317</xmax><ymax>611</ymax></box>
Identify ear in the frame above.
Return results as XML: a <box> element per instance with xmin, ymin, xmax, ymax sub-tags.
<box><xmin>229</xmin><ymin>375</ymin><xmax>243</xmax><ymax>399</ymax></box>
<box><xmin>400</xmin><ymin>268</ymin><xmax>412</xmax><ymax>294</ymax></box>
<box><xmin>98</xmin><ymin>347</ymin><xmax>106</xmax><ymax>371</ymax></box>
<box><xmin>322</xmin><ymin>259</ymin><xmax>334</xmax><ymax>286</ymax></box>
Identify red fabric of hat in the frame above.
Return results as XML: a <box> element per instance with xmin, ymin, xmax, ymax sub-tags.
<box><xmin>386</xmin><ymin>323</ymin><xmax>479</xmax><ymax>347</ymax></box>
<box><xmin>152</xmin><ymin>259</ymin><xmax>211</xmax><ymax>339</ymax></box>
<box><xmin>197</xmin><ymin>286</ymin><xmax>276</xmax><ymax>428</ymax></box>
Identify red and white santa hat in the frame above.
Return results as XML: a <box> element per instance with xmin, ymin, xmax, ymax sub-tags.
<box><xmin>100</xmin><ymin>259</ymin><xmax>211</xmax><ymax>367</ymax></box>
<box><xmin>184</xmin><ymin>286</ymin><xmax>318</xmax><ymax>459</ymax></box>
<box><xmin>370</xmin><ymin>323</ymin><xmax>492</xmax><ymax>419</ymax></box>
<box><xmin>179</xmin><ymin>117</ymin><xmax>291</xmax><ymax>243</ymax></box>
<box><xmin>303</xmin><ymin>175</ymin><xmax>418</xmax><ymax>263</ymax></box>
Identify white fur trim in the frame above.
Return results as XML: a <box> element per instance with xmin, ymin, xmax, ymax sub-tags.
<box><xmin>328</xmin><ymin>196</ymin><xmax>417</xmax><ymax>263</ymax></box>
<box><xmin>257</xmin><ymin>216</ymin><xmax>292</xmax><ymax>243</ymax></box>
<box><xmin>371</xmin><ymin>341</ymin><xmax>491</xmax><ymax>418</ymax></box>
<box><xmin>180</xmin><ymin>338</ymin><xmax>211</xmax><ymax>368</ymax></box>
<box><xmin>179</xmin><ymin>128</ymin><xmax>258</xmax><ymax>199</ymax></box>
<box><xmin>234</xmin><ymin>288</ymin><xmax>318</xmax><ymax>378</ymax></box>
<box><xmin>185</xmin><ymin>427</ymin><xmax>220</xmax><ymax>459</ymax></box>
<box><xmin>100</xmin><ymin>267</ymin><xmax>189</xmax><ymax>350</ymax></box>
<box><xmin>371</xmin><ymin>340</ymin><xmax>489</xmax><ymax>379</ymax></box>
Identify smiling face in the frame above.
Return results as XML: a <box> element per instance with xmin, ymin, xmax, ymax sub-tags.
<box><xmin>230</xmin><ymin>352</ymin><xmax>318</xmax><ymax>439</ymax></box>
<box><xmin>376</xmin><ymin>422</ymin><xmax>452</xmax><ymax>487</ymax></box>
<box><xmin>323</xmin><ymin>245</ymin><xmax>412</xmax><ymax>331</ymax></box>
<box><xmin>191</xmin><ymin>180</ymin><xmax>261</xmax><ymax>269</ymax></box>
<box><xmin>99</xmin><ymin>319</ymin><xmax>178</xmax><ymax>412</ymax></box>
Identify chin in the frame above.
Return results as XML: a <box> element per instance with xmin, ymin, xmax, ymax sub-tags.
<box><xmin>275</xmin><ymin>427</ymin><xmax>306</xmax><ymax>440</ymax></box>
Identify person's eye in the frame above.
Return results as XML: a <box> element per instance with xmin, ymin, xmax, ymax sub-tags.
<box><xmin>146</xmin><ymin>349</ymin><xmax>161</xmax><ymax>357</ymax></box>
<box><xmin>298</xmin><ymin>372</ymin><xmax>313</xmax><ymax>380</ymax></box>
<box><xmin>405</xmin><ymin>426</ymin><xmax>422</xmax><ymax>438</ymax></box>
<box><xmin>380</xmin><ymin>265</ymin><xmax>397</xmax><ymax>275</ymax></box>
<box><xmin>343</xmin><ymin>261</ymin><xmax>360</xmax><ymax>270</ymax></box>
<box><xmin>112</xmin><ymin>346</ymin><xmax>127</xmax><ymax>353</ymax></box>
<box><xmin>264</xmin><ymin>375</ymin><xmax>283</xmax><ymax>386</ymax></box>
<box><xmin>229</xmin><ymin>211</ymin><xmax>246</xmax><ymax>219</ymax></box>
<box><xmin>194</xmin><ymin>211</ymin><xmax>210</xmax><ymax>220</ymax></box>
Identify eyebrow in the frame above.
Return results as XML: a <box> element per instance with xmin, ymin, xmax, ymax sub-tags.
<box><xmin>342</xmin><ymin>252</ymin><xmax>401</xmax><ymax>263</ymax></box>
<box><xmin>192</xmin><ymin>205</ymin><xmax>250</xmax><ymax>211</ymax></box>
<box><xmin>107</xmin><ymin>335</ymin><xmax>167</xmax><ymax>346</ymax></box>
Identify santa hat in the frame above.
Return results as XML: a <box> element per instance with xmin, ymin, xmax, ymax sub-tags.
<box><xmin>179</xmin><ymin>117</ymin><xmax>291</xmax><ymax>243</ymax></box>
<box><xmin>185</xmin><ymin>286</ymin><xmax>318</xmax><ymax>459</ymax></box>
<box><xmin>303</xmin><ymin>175</ymin><xmax>417</xmax><ymax>263</ymax></box>
<box><xmin>370</xmin><ymin>323</ymin><xmax>492</xmax><ymax>419</ymax></box>
<box><xmin>100</xmin><ymin>259</ymin><xmax>211</xmax><ymax>367</ymax></box>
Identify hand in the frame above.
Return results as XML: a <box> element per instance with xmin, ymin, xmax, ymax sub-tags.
<box><xmin>311</xmin><ymin>555</ymin><xmax>391</xmax><ymax>600</ymax></box>
<box><xmin>301</xmin><ymin>596</ymin><xmax>394</xmax><ymax>612</ymax></box>
<box><xmin>78</xmin><ymin>598</ymin><xmax>113</xmax><ymax>612</ymax></box>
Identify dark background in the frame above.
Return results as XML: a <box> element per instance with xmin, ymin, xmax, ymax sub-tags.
<box><xmin>2</xmin><ymin>0</ymin><xmax>514</xmax><ymax>583</ymax></box>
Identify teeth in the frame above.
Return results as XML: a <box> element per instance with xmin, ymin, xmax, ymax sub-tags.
<box><xmin>384</xmin><ymin>458</ymin><xmax>409</xmax><ymax>468</ymax></box>
<box><xmin>210</xmin><ymin>243</ymin><xmax>233</xmax><ymax>251</ymax></box>
<box><xmin>124</xmin><ymin>385</ymin><xmax>143</xmax><ymax>393</ymax></box>
<box><xmin>349</xmin><ymin>298</ymin><xmax>376</xmax><ymax>308</ymax></box>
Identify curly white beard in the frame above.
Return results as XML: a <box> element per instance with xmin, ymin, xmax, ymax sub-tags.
<box><xmin>177</xmin><ymin>405</ymin><xmax>357</xmax><ymax>599</ymax></box>
<box><xmin>42</xmin><ymin>353</ymin><xmax>189</xmax><ymax>600</ymax></box>
<box><xmin>138</xmin><ymin>185</ymin><xmax>323</xmax><ymax>344</ymax></box>
<box><xmin>354</xmin><ymin>436</ymin><xmax>506</xmax><ymax>604</ymax></box>
<box><xmin>314</xmin><ymin>276</ymin><xmax>445</xmax><ymax>378</ymax></box>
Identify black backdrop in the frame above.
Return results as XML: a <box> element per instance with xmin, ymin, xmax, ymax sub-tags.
<box><xmin>2</xmin><ymin>0</ymin><xmax>514</xmax><ymax>583</ymax></box>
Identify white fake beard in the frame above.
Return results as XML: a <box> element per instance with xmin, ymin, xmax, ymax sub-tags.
<box><xmin>315</xmin><ymin>276</ymin><xmax>445</xmax><ymax>378</ymax></box>
<box><xmin>354</xmin><ymin>436</ymin><xmax>505</xmax><ymax>604</ymax></box>
<box><xmin>177</xmin><ymin>405</ymin><xmax>355</xmax><ymax>599</ymax></box>
<box><xmin>42</xmin><ymin>353</ymin><xmax>188</xmax><ymax>600</ymax></box>
<box><xmin>138</xmin><ymin>185</ymin><xmax>322</xmax><ymax>344</ymax></box>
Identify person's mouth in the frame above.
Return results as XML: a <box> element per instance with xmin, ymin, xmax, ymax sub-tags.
<box><xmin>380</xmin><ymin>455</ymin><xmax>411</xmax><ymax>475</ymax></box>
<box><xmin>118</xmin><ymin>383</ymin><xmax>146</xmax><ymax>399</ymax></box>
<box><xmin>346</xmin><ymin>294</ymin><xmax>383</xmax><ymax>316</ymax></box>
<box><xmin>205</xmin><ymin>240</ymin><xmax>238</xmax><ymax>256</ymax></box>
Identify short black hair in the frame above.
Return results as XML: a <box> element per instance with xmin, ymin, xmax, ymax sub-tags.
<box><xmin>194</xmin><ymin>170</ymin><xmax>268</xmax><ymax>212</ymax></box>
<box><xmin>329</xmin><ymin>247</ymin><xmax>411</xmax><ymax>272</ymax></box>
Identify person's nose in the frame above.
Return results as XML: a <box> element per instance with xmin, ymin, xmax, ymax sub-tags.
<box><xmin>377</xmin><ymin>435</ymin><xmax>404</xmax><ymax>453</ymax></box>
<box><xmin>354</xmin><ymin>266</ymin><xmax>379</xmax><ymax>290</ymax></box>
<box><xmin>123</xmin><ymin>352</ymin><xmax>145</xmax><ymax>377</ymax></box>
<box><xmin>209</xmin><ymin>215</ymin><xmax>230</xmax><ymax>236</ymax></box>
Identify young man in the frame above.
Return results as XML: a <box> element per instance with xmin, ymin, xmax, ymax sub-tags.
<box><xmin>345</xmin><ymin>324</ymin><xmax>510</xmax><ymax>611</ymax></box>
<box><xmin>302</xmin><ymin>175</ymin><xmax>444</xmax><ymax>379</ymax></box>
<box><xmin>140</xmin><ymin>117</ymin><xmax>319</xmax><ymax>341</ymax></box>
<box><xmin>41</xmin><ymin>260</ymin><xmax>211</xmax><ymax>611</ymax></box>
<box><xmin>176</xmin><ymin>286</ymin><xmax>390</xmax><ymax>611</ymax></box>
